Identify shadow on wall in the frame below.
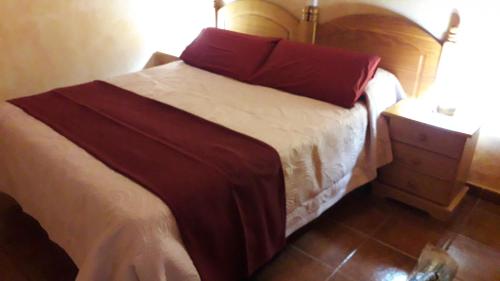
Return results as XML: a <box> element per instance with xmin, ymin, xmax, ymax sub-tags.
<box><xmin>0</xmin><ymin>0</ymin><xmax>212</xmax><ymax>101</ymax></box>
<box><xmin>0</xmin><ymin>0</ymin><xmax>150</xmax><ymax>100</ymax></box>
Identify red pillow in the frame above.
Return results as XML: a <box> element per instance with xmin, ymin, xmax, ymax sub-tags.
<box><xmin>250</xmin><ymin>40</ymin><xmax>381</xmax><ymax>108</ymax></box>
<box><xmin>180</xmin><ymin>28</ymin><xmax>280</xmax><ymax>82</ymax></box>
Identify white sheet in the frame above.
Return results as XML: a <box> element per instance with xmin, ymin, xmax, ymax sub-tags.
<box><xmin>0</xmin><ymin>61</ymin><xmax>403</xmax><ymax>281</ymax></box>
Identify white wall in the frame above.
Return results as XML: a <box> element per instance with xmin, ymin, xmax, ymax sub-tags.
<box><xmin>453</xmin><ymin>0</ymin><xmax>500</xmax><ymax>115</ymax></box>
<box><xmin>0</xmin><ymin>0</ymin><xmax>212</xmax><ymax>100</ymax></box>
<box><xmin>157</xmin><ymin>0</ymin><xmax>214</xmax><ymax>56</ymax></box>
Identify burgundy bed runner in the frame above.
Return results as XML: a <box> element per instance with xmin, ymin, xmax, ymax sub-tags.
<box><xmin>9</xmin><ymin>81</ymin><xmax>286</xmax><ymax>281</ymax></box>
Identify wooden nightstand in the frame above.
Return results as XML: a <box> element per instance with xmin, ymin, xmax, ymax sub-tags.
<box><xmin>144</xmin><ymin>52</ymin><xmax>179</xmax><ymax>69</ymax></box>
<box><xmin>373</xmin><ymin>99</ymin><xmax>481</xmax><ymax>220</ymax></box>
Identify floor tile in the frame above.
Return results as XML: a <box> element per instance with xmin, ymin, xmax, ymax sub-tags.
<box><xmin>476</xmin><ymin>198</ymin><xmax>500</xmax><ymax>216</ymax></box>
<box><xmin>373</xmin><ymin>208</ymin><xmax>455</xmax><ymax>258</ymax></box>
<box><xmin>327</xmin><ymin>188</ymin><xmax>392</xmax><ymax>235</ymax></box>
<box><xmin>479</xmin><ymin>188</ymin><xmax>500</xmax><ymax>204</ymax></box>
<box><xmin>447</xmin><ymin>235</ymin><xmax>500</xmax><ymax>281</ymax></box>
<box><xmin>458</xmin><ymin>202</ymin><xmax>500</xmax><ymax>250</ymax></box>
<box><xmin>251</xmin><ymin>246</ymin><xmax>333</xmax><ymax>281</ymax></box>
<box><xmin>0</xmin><ymin>193</ymin><xmax>17</xmax><ymax>213</ymax></box>
<box><xmin>0</xmin><ymin>250</ymin><xmax>29</xmax><ymax>281</ymax></box>
<box><xmin>0</xmin><ymin>207</ymin><xmax>77</xmax><ymax>281</ymax></box>
<box><xmin>328</xmin><ymin>272</ymin><xmax>356</xmax><ymax>281</ymax></box>
<box><xmin>467</xmin><ymin>184</ymin><xmax>484</xmax><ymax>197</ymax></box>
<box><xmin>1</xmin><ymin>190</ymin><xmax>498</xmax><ymax>281</ymax></box>
<box><xmin>338</xmin><ymin>239</ymin><xmax>416</xmax><ymax>281</ymax></box>
<box><xmin>447</xmin><ymin>194</ymin><xmax>479</xmax><ymax>229</ymax></box>
<box><xmin>293</xmin><ymin>220</ymin><xmax>368</xmax><ymax>268</ymax></box>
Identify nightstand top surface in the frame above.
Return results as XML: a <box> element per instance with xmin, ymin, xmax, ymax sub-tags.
<box><xmin>383</xmin><ymin>99</ymin><xmax>482</xmax><ymax>137</ymax></box>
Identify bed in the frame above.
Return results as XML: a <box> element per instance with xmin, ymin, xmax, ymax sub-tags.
<box><xmin>0</xmin><ymin>1</ymin><xmax>458</xmax><ymax>281</ymax></box>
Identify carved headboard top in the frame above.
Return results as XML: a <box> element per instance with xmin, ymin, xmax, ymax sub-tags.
<box><xmin>316</xmin><ymin>5</ymin><xmax>460</xmax><ymax>98</ymax></box>
<box><xmin>214</xmin><ymin>0</ymin><xmax>317</xmax><ymax>43</ymax></box>
<box><xmin>214</xmin><ymin>1</ymin><xmax>459</xmax><ymax>98</ymax></box>
<box><xmin>215</xmin><ymin>0</ymin><xmax>298</xmax><ymax>40</ymax></box>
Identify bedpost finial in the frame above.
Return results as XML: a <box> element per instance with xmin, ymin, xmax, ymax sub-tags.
<box><xmin>215</xmin><ymin>0</ymin><xmax>223</xmax><ymax>9</ymax></box>
<box><xmin>302</xmin><ymin>5</ymin><xmax>319</xmax><ymax>23</ymax></box>
<box><xmin>445</xmin><ymin>10</ymin><xmax>460</xmax><ymax>43</ymax></box>
<box><xmin>298</xmin><ymin>5</ymin><xmax>319</xmax><ymax>44</ymax></box>
<box><xmin>214</xmin><ymin>0</ymin><xmax>223</xmax><ymax>28</ymax></box>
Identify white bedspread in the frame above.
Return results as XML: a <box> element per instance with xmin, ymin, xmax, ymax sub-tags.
<box><xmin>0</xmin><ymin>61</ymin><xmax>403</xmax><ymax>281</ymax></box>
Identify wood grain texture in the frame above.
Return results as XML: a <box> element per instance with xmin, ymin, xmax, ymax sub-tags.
<box><xmin>376</xmin><ymin>100</ymin><xmax>480</xmax><ymax>218</ymax></box>
<box><xmin>317</xmin><ymin>12</ymin><xmax>440</xmax><ymax>98</ymax></box>
<box><xmin>468</xmin><ymin>123</ymin><xmax>500</xmax><ymax>196</ymax></box>
<box><xmin>373</xmin><ymin>181</ymin><xmax>469</xmax><ymax>221</ymax></box>
<box><xmin>389</xmin><ymin>117</ymin><xmax>467</xmax><ymax>159</ymax></box>
<box><xmin>215</xmin><ymin>0</ymin><xmax>300</xmax><ymax>40</ymax></box>
<box><xmin>379</xmin><ymin>163</ymin><xmax>455</xmax><ymax>205</ymax></box>
<box><xmin>214</xmin><ymin>2</ymin><xmax>458</xmax><ymax>99</ymax></box>
<box><xmin>316</xmin><ymin>6</ymin><xmax>459</xmax><ymax>98</ymax></box>
<box><xmin>392</xmin><ymin>141</ymin><xmax>458</xmax><ymax>181</ymax></box>
<box><xmin>456</xmin><ymin>130</ymin><xmax>479</xmax><ymax>188</ymax></box>
<box><xmin>383</xmin><ymin>99</ymin><xmax>481</xmax><ymax>137</ymax></box>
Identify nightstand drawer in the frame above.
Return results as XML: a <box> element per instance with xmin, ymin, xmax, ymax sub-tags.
<box><xmin>392</xmin><ymin>142</ymin><xmax>458</xmax><ymax>181</ymax></box>
<box><xmin>378</xmin><ymin>99</ymin><xmax>481</xmax><ymax>220</ymax></box>
<box><xmin>379</xmin><ymin>163</ymin><xmax>454</xmax><ymax>205</ymax></box>
<box><xmin>389</xmin><ymin>118</ymin><xmax>466</xmax><ymax>159</ymax></box>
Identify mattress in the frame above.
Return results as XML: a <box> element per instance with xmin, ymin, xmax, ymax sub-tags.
<box><xmin>0</xmin><ymin>61</ymin><xmax>403</xmax><ymax>281</ymax></box>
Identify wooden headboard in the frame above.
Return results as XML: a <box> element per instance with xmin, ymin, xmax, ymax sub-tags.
<box><xmin>214</xmin><ymin>0</ymin><xmax>317</xmax><ymax>43</ymax></box>
<box><xmin>213</xmin><ymin>1</ymin><xmax>459</xmax><ymax>99</ymax></box>
<box><xmin>316</xmin><ymin>5</ymin><xmax>460</xmax><ymax>98</ymax></box>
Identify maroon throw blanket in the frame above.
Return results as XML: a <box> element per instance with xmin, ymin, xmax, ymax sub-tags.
<box><xmin>9</xmin><ymin>81</ymin><xmax>286</xmax><ymax>281</ymax></box>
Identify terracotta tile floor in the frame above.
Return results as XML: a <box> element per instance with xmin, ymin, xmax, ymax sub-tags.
<box><xmin>1</xmin><ymin>186</ymin><xmax>499</xmax><ymax>281</ymax></box>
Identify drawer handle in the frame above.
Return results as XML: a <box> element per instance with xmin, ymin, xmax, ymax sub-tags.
<box><xmin>417</xmin><ymin>133</ymin><xmax>428</xmax><ymax>142</ymax></box>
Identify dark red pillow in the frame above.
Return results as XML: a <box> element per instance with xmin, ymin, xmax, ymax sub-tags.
<box><xmin>250</xmin><ymin>40</ymin><xmax>381</xmax><ymax>108</ymax></box>
<box><xmin>180</xmin><ymin>28</ymin><xmax>280</xmax><ymax>82</ymax></box>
